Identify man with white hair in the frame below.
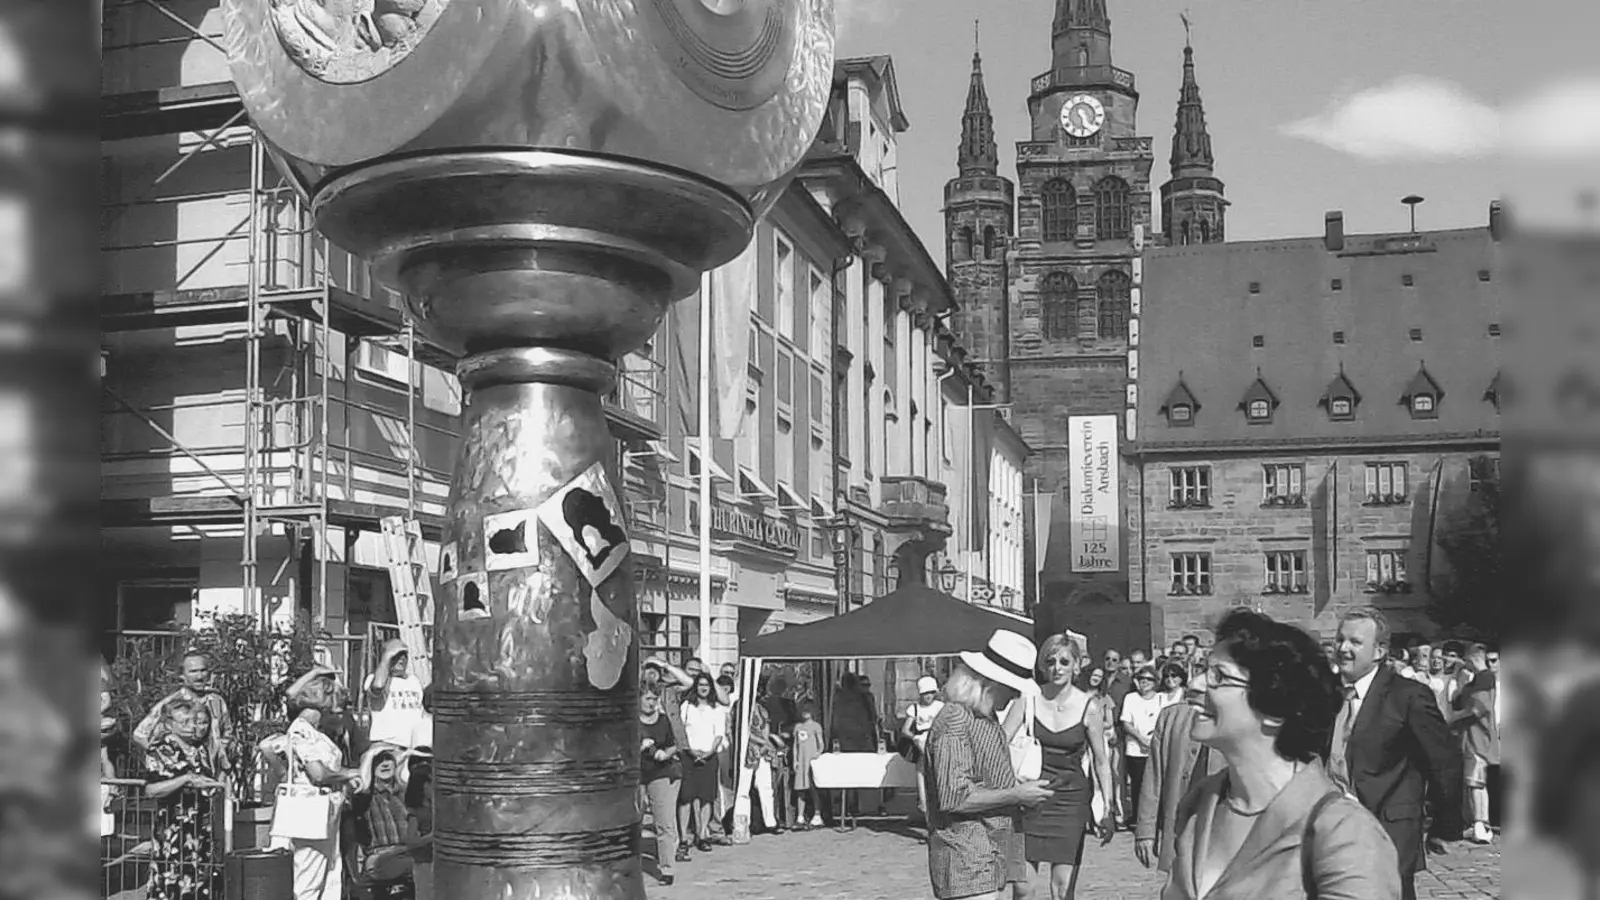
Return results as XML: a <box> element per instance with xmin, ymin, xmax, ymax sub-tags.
<box><xmin>924</xmin><ymin>630</ymin><xmax>1055</xmax><ymax>900</ymax></box>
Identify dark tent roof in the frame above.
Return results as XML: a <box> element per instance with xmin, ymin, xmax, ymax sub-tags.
<box><xmin>740</xmin><ymin>583</ymin><xmax>1032</xmax><ymax>660</ymax></box>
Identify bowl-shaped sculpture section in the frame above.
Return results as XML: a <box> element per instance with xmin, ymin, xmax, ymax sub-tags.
<box><xmin>224</xmin><ymin>0</ymin><xmax>835</xmax><ymax>219</ymax></box>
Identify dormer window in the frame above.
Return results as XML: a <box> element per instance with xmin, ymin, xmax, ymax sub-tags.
<box><xmin>1320</xmin><ymin>369</ymin><xmax>1361</xmax><ymax>422</ymax></box>
<box><xmin>1400</xmin><ymin>363</ymin><xmax>1444</xmax><ymax>420</ymax></box>
<box><xmin>1484</xmin><ymin>371</ymin><xmax>1504</xmax><ymax>411</ymax></box>
<box><xmin>1239</xmin><ymin>371</ymin><xmax>1280</xmax><ymax>425</ymax></box>
<box><xmin>1161</xmin><ymin>376</ymin><xmax>1201</xmax><ymax>428</ymax></box>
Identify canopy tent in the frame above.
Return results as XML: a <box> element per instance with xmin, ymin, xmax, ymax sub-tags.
<box><xmin>739</xmin><ymin>582</ymin><xmax>1032</xmax><ymax>661</ymax></box>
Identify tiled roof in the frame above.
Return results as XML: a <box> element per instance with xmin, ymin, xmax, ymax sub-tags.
<box><xmin>1139</xmin><ymin>226</ymin><xmax>1502</xmax><ymax>448</ymax></box>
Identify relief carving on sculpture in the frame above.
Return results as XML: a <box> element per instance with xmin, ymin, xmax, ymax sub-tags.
<box><xmin>269</xmin><ymin>0</ymin><xmax>442</xmax><ymax>82</ymax></box>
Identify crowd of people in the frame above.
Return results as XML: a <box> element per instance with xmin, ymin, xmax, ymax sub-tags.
<box><xmin>920</xmin><ymin>607</ymin><xmax>1503</xmax><ymax>900</ymax></box>
<box><xmin>102</xmin><ymin>638</ymin><xmax>435</xmax><ymax>900</ymax></box>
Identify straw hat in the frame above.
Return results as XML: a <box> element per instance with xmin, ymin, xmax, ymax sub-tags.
<box><xmin>960</xmin><ymin>630</ymin><xmax>1040</xmax><ymax>696</ymax></box>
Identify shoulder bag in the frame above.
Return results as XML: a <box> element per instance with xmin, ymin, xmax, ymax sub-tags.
<box><xmin>1009</xmin><ymin>693</ymin><xmax>1043</xmax><ymax>781</ymax></box>
<box><xmin>269</xmin><ymin>726</ymin><xmax>341</xmax><ymax>842</ymax></box>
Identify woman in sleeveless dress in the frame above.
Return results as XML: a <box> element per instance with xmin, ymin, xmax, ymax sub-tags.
<box><xmin>1009</xmin><ymin>633</ymin><xmax>1116</xmax><ymax>900</ymax></box>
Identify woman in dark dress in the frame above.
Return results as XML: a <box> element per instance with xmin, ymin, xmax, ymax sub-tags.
<box><xmin>1013</xmin><ymin>633</ymin><xmax>1115</xmax><ymax>900</ymax></box>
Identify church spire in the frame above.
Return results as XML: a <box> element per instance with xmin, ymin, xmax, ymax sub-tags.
<box><xmin>958</xmin><ymin>20</ymin><xmax>998</xmax><ymax>176</ymax></box>
<box><xmin>1053</xmin><ymin>0</ymin><xmax>1109</xmax><ymax>35</ymax></box>
<box><xmin>1169</xmin><ymin>26</ymin><xmax>1214</xmax><ymax>178</ymax></box>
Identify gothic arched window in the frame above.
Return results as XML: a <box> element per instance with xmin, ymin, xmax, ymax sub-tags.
<box><xmin>1097</xmin><ymin>270</ymin><xmax>1130</xmax><ymax>340</ymax></box>
<box><xmin>954</xmin><ymin>226</ymin><xmax>973</xmax><ymax>262</ymax></box>
<box><xmin>983</xmin><ymin>226</ymin><xmax>998</xmax><ymax>259</ymax></box>
<box><xmin>1041</xmin><ymin>179</ymin><xmax>1076</xmax><ymax>243</ymax></box>
<box><xmin>1093</xmin><ymin>176</ymin><xmax>1132</xmax><ymax>241</ymax></box>
<box><xmin>1199</xmin><ymin>219</ymin><xmax>1211</xmax><ymax>243</ymax></box>
<box><xmin>1041</xmin><ymin>271</ymin><xmax>1077</xmax><ymax>341</ymax></box>
<box><xmin>1179</xmin><ymin>220</ymin><xmax>1192</xmax><ymax>246</ymax></box>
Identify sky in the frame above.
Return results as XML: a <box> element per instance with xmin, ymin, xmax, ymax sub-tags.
<box><xmin>833</xmin><ymin>0</ymin><xmax>1600</xmax><ymax>266</ymax></box>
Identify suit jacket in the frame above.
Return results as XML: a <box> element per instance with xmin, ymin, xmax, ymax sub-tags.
<box><xmin>1137</xmin><ymin>702</ymin><xmax>1227</xmax><ymax>872</ymax></box>
<box><xmin>1334</xmin><ymin>665</ymin><xmax>1463</xmax><ymax>876</ymax></box>
<box><xmin>1161</xmin><ymin>764</ymin><xmax>1401</xmax><ymax>900</ymax></box>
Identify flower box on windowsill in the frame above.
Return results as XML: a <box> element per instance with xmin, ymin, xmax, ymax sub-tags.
<box><xmin>1167</xmin><ymin>498</ymin><xmax>1212</xmax><ymax>510</ymax></box>
<box><xmin>1263</xmin><ymin>584</ymin><xmax>1311</xmax><ymax>595</ymax></box>
<box><xmin>1363</xmin><ymin>493</ymin><xmax>1410</xmax><ymax>507</ymax></box>
<box><xmin>1261</xmin><ymin>494</ymin><xmax>1306</xmax><ymax>509</ymax></box>
<box><xmin>1362</xmin><ymin>580</ymin><xmax>1413</xmax><ymax>594</ymax></box>
<box><xmin>1168</xmin><ymin>583</ymin><xmax>1214</xmax><ymax>596</ymax></box>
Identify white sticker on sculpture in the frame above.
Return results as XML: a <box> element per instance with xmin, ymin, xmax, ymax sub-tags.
<box><xmin>584</xmin><ymin>588</ymin><xmax>633</xmax><ymax>691</ymax></box>
<box><xmin>483</xmin><ymin>509</ymin><xmax>539</xmax><ymax>572</ymax></box>
<box><xmin>536</xmin><ymin>462</ymin><xmax>630</xmax><ymax>589</ymax></box>
<box><xmin>455</xmin><ymin>572</ymin><xmax>490</xmax><ymax>622</ymax></box>
<box><xmin>439</xmin><ymin>542</ymin><xmax>458</xmax><ymax>583</ymax></box>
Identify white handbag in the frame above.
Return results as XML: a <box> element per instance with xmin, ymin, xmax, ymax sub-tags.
<box><xmin>1009</xmin><ymin>693</ymin><xmax>1043</xmax><ymax>781</ymax></box>
<box><xmin>269</xmin><ymin>731</ymin><xmax>341</xmax><ymax>842</ymax></box>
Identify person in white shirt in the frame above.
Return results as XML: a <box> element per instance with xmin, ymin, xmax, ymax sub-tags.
<box><xmin>365</xmin><ymin>639</ymin><xmax>425</xmax><ymax>751</ymax></box>
<box><xmin>900</xmin><ymin>676</ymin><xmax>945</xmax><ymax>817</ymax></box>
<box><xmin>1119</xmin><ymin>666</ymin><xmax>1169</xmax><ymax>829</ymax></box>
<box><xmin>676</xmin><ymin>672</ymin><xmax>727</xmax><ymax>855</ymax></box>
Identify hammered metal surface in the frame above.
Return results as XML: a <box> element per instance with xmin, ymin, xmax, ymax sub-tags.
<box><xmin>437</xmin><ymin>377</ymin><xmax>644</xmax><ymax>899</ymax></box>
<box><xmin>225</xmin><ymin>0</ymin><xmax>835</xmax><ymax>213</ymax></box>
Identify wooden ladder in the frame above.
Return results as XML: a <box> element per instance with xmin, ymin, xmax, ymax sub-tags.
<box><xmin>379</xmin><ymin>516</ymin><xmax>434</xmax><ymax>686</ymax></box>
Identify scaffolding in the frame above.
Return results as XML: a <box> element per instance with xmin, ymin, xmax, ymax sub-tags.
<box><xmin>100</xmin><ymin>0</ymin><xmax>458</xmax><ymax>627</ymax></box>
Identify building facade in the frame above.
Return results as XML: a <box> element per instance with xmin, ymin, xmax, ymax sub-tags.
<box><xmin>1133</xmin><ymin>206</ymin><xmax>1507</xmax><ymax>645</ymax></box>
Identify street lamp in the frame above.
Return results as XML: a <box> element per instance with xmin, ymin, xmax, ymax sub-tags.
<box><xmin>938</xmin><ymin>560</ymin><xmax>960</xmax><ymax>594</ymax></box>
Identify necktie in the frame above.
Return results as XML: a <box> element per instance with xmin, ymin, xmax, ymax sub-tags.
<box><xmin>1327</xmin><ymin>685</ymin><xmax>1358</xmax><ymax>792</ymax></box>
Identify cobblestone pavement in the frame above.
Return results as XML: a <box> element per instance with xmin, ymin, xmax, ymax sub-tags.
<box><xmin>645</xmin><ymin>818</ymin><xmax>1502</xmax><ymax>900</ymax></box>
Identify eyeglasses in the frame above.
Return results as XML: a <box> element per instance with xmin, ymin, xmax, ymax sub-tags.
<box><xmin>1045</xmin><ymin>657</ymin><xmax>1075</xmax><ymax>668</ymax></box>
<box><xmin>1204</xmin><ymin>665</ymin><xmax>1250</xmax><ymax>691</ymax></box>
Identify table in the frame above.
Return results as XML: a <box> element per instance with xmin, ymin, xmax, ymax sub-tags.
<box><xmin>808</xmin><ymin>752</ymin><xmax>920</xmax><ymax>829</ymax></box>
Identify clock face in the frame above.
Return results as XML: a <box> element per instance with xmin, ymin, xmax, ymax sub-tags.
<box><xmin>1060</xmin><ymin>94</ymin><xmax>1106</xmax><ymax>138</ymax></box>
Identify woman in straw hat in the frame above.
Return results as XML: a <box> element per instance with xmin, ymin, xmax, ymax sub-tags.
<box><xmin>272</xmin><ymin>665</ymin><xmax>362</xmax><ymax>900</ymax></box>
<box><xmin>924</xmin><ymin>630</ymin><xmax>1056</xmax><ymax>900</ymax></box>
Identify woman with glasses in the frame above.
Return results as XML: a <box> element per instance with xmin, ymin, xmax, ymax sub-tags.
<box><xmin>1160</xmin><ymin>664</ymin><xmax>1189</xmax><ymax>706</ymax></box>
<box><xmin>1160</xmin><ymin>610</ymin><xmax>1399</xmax><ymax>899</ymax></box>
<box><xmin>1011</xmin><ymin>633</ymin><xmax>1115</xmax><ymax>900</ymax></box>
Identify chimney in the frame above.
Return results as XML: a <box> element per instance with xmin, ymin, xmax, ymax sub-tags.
<box><xmin>1489</xmin><ymin>200</ymin><xmax>1507</xmax><ymax>241</ymax></box>
<box><xmin>1324</xmin><ymin>211</ymin><xmax>1344</xmax><ymax>252</ymax></box>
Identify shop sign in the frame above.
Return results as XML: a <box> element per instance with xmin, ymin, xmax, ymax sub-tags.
<box><xmin>711</xmin><ymin>501</ymin><xmax>799</xmax><ymax>553</ymax></box>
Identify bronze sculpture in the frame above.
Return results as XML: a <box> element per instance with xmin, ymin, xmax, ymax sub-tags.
<box><xmin>224</xmin><ymin>1</ymin><xmax>834</xmax><ymax>895</ymax></box>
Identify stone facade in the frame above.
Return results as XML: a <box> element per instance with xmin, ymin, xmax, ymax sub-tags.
<box><xmin>1136</xmin><ymin>448</ymin><xmax>1498</xmax><ymax>646</ymax></box>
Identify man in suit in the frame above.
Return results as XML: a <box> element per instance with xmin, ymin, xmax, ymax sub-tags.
<box><xmin>1133</xmin><ymin>679</ymin><xmax>1226</xmax><ymax>872</ymax></box>
<box><xmin>1328</xmin><ymin>608</ymin><xmax>1463</xmax><ymax>900</ymax></box>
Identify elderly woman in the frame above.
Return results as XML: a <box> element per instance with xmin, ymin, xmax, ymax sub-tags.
<box><xmin>1161</xmin><ymin>610</ymin><xmax>1400</xmax><ymax>900</ymax></box>
<box><xmin>270</xmin><ymin>665</ymin><xmax>362</xmax><ymax>900</ymax></box>
<box><xmin>143</xmin><ymin>700</ymin><xmax>225</xmax><ymax>900</ymax></box>
<box><xmin>925</xmin><ymin>630</ymin><xmax>1055</xmax><ymax>900</ymax></box>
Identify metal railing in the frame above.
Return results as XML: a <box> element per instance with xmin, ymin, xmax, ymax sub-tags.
<box><xmin>101</xmin><ymin>778</ymin><xmax>229</xmax><ymax>900</ymax></box>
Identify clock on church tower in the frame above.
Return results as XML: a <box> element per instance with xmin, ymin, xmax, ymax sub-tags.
<box><xmin>1059</xmin><ymin>93</ymin><xmax>1105</xmax><ymax>138</ymax></box>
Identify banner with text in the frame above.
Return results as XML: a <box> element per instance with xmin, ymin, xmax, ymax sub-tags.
<box><xmin>1068</xmin><ymin>415</ymin><xmax>1121</xmax><ymax>573</ymax></box>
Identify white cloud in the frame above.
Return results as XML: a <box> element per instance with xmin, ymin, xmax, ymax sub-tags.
<box><xmin>835</xmin><ymin>0</ymin><xmax>896</xmax><ymax>41</ymax></box>
<box><xmin>1283</xmin><ymin>75</ymin><xmax>1600</xmax><ymax>162</ymax></box>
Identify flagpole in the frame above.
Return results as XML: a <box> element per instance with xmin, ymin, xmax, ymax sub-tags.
<box><xmin>698</xmin><ymin>270</ymin><xmax>714</xmax><ymax>663</ymax></box>
<box><xmin>966</xmin><ymin>378</ymin><xmax>974</xmax><ymax>604</ymax></box>
<box><xmin>1032</xmin><ymin>476</ymin><xmax>1043</xmax><ymax>612</ymax></box>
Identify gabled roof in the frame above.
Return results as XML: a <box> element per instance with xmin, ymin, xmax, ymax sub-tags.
<box><xmin>1320</xmin><ymin>368</ymin><xmax>1361</xmax><ymax>408</ymax></box>
<box><xmin>1138</xmin><ymin>224</ymin><xmax>1503</xmax><ymax>449</ymax></box>
<box><xmin>1238</xmin><ymin>370</ymin><xmax>1280</xmax><ymax>412</ymax></box>
<box><xmin>1400</xmin><ymin>363</ymin><xmax>1444</xmax><ymax>404</ymax></box>
<box><xmin>1160</xmin><ymin>376</ymin><xmax>1199</xmax><ymax>415</ymax></box>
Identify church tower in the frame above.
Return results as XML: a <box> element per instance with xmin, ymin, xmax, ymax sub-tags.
<box><xmin>945</xmin><ymin>27</ymin><xmax>1014</xmax><ymax>399</ymax></box>
<box><xmin>1007</xmin><ymin>0</ymin><xmax>1153</xmax><ymax>612</ymax></box>
<box><xmin>1160</xmin><ymin>36</ymin><xmax>1227</xmax><ymax>245</ymax></box>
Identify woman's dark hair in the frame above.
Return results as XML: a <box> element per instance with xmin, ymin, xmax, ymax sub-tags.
<box><xmin>1162</xmin><ymin>663</ymin><xmax>1189</xmax><ymax>686</ymax></box>
<box><xmin>1213</xmin><ymin>609</ymin><xmax>1342</xmax><ymax>763</ymax></box>
<box><xmin>684</xmin><ymin>672</ymin><xmax>719</xmax><ymax>707</ymax></box>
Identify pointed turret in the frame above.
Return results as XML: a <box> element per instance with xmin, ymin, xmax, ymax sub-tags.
<box><xmin>1160</xmin><ymin>28</ymin><xmax>1227</xmax><ymax>246</ymax></box>
<box><xmin>1053</xmin><ymin>0</ymin><xmax>1109</xmax><ymax>35</ymax></box>
<box><xmin>1169</xmin><ymin>43</ymin><xmax>1214</xmax><ymax>178</ymax></box>
<box><xmin>958</xmin><ymin>28</ymin><xmax>998</xmax><ymax>176</ymax></box>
